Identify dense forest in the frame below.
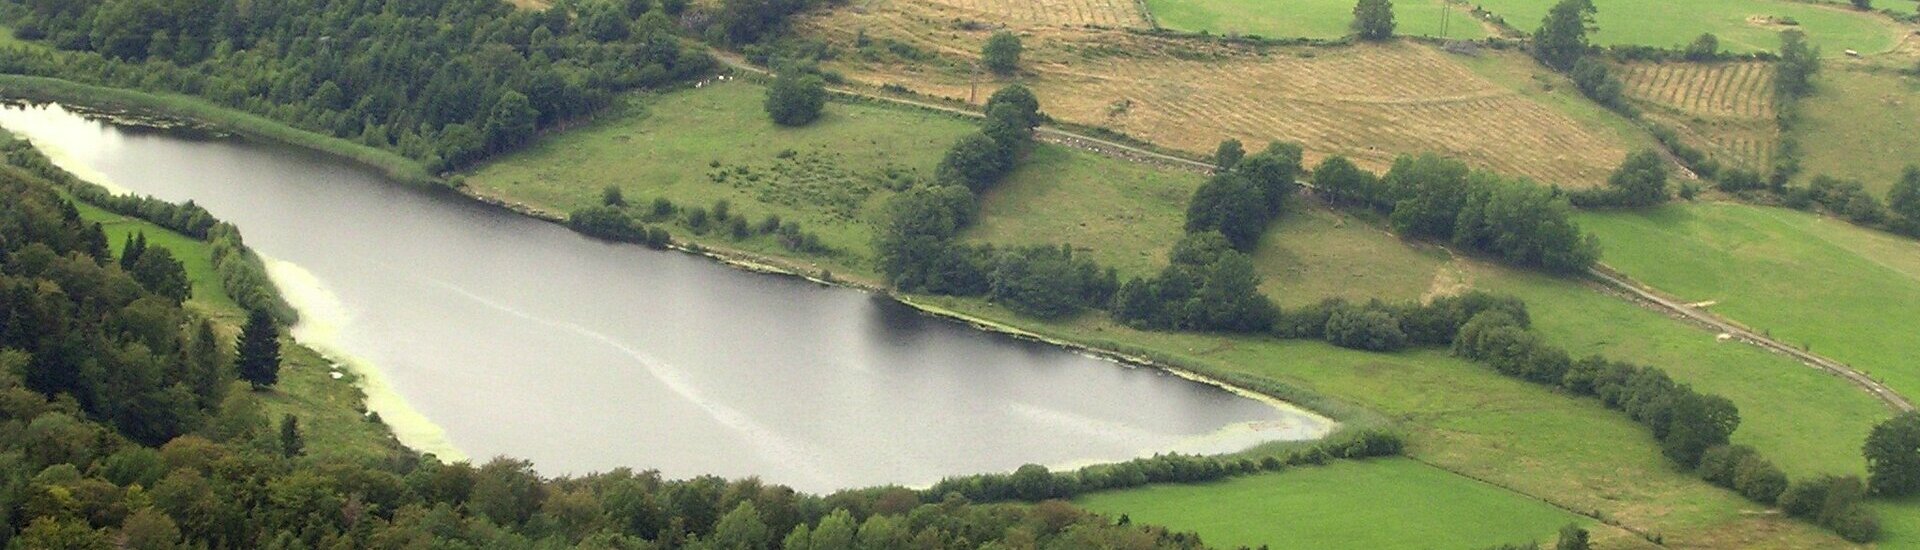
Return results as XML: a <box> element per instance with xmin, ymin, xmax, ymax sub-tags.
<box><xmin>0</xmin><ymin>0</ymin><xmax>728</xmax><ymax>172</ymax></box>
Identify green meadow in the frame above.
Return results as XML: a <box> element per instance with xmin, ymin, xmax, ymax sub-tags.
<box><xmin>1469</xmin><ymin>0</ymin><xmax>1901</xmax><ymax>54</ymax></box>
<box><xmin>1146</xmin><ymin>0</ymin><xmax>1490</xmax><ymax>40</ymax></box>
<box><xmin>1077</xmin><ymin>459</ymin><xmax>1583</xmax><ymax>549</ymax></box>
<box><xmin>1579</xmin><ymin>202</ymin><xmax>1920</xmax><ymax>405</ymax></box>
<box><xmin>1794</xmin><ymin>67</ymin><xmax>1920</xmax><ymax>195</ymax></box>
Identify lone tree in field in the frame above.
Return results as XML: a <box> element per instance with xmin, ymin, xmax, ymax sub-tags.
<box><xmin>238</xmin><ymin>308</ymin><xmax>282</xmax><ymax>391</ymax></box>
<box><xmin>1684</xmin><ymin>33</ymin><xmax>1720</xmax><ymax>61</ymax></box>
<box><xmin>1533</xmin><ymin>0</ymin><xmax>1595</xmax><ymax>71</ymax></box>
<box><xmin>983</xmin><ymin>31</ymin><xmax>1023</xmax><ymax>75</ymax></box>
<box><xmin>1606</xmin><ymin>149</ymin><xmax>1670</xmax><ymax>206</ymax></box>
<box><xmin>1851</xmin><ymin>0</ymin><xmax>1871</xmax><ymax>9</ymax></box>
<box><xmin>1866</xmin><ymin>412</ymin><xmax>1920</xmax><ymax>496</ymax></box>
<box><xmin>279</xmin><ymin>414</ymin><xmax>304</xmax><ymax>458</ymax></box>
<box><xmin>764</xmin><ymin>71</ymin><xmax>827</xmax><ymax>126</ymax></box>
<box><xmin>1351</xmin><ymin>0</ymin><xmax>1396</xmax><ymax>41</ymax></box>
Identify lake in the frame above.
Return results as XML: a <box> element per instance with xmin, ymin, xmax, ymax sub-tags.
<box><xmin>0</xmin><ymin>101</ymin><xmax>1331</xmax><ymax>493</ymax></box>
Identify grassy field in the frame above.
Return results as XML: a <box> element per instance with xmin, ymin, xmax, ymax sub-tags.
<box><xmin>0</xmin><ymin>25</ymin><xmax>47</xmax><ymax>51</ymax></box>
<box><xmin>64</xmin><ymin>187</ymin><xmax>398</xmax><ymax>463</ymax></box>
<box><xmin>1578</xmin><ymin>201</ymin><xmax>1920</xmax><ymax>412</ymax></box>
<box><xmin>1077</xmin><ymin>459</ymin><xmax>1583</xmax><ymax>549</ymax></box>
<box><xmin>1794</xmin><ymin>65</ymin><xmax>1920</xmax><ymax>195</ymax></box>
<box><xmin>1471</xmin><ymin>0</ymin><xmax>1902</xmax><ymax>54</ymax></box>
<box><xmin>965</xmin><ymin>145</ymin><xmax>1202</xmax><ymax>279</ymax></box>
<box><xmin>467</xmin><ymin>80</ymin><xmax>1200</xmax><ymax>282</ymax></box>
<box><xmin>466</xmin><ymin>80</ymin><xmax>975</xmax><ymax>279</ymax></box>
<box><xmin>1144</xmin><ymin>0</ymin><xmax>1489</xmax><ymax>40</ymax></box>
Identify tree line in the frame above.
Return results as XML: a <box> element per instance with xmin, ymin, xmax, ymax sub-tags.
<box><xmin>1316</xmin><ymin>152</ymin><xmax>1600</xmax><ymax>273</ymax></box>
<box><xmin>0</xmin><ymin>0</ymin><xmax>719</xmax><ymax>173</ymax></box>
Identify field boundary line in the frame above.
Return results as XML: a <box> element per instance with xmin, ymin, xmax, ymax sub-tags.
<box><xmin>1587</xmin><ymin>266</ymin><xmax>1916</xmax><ymax>412</ymax></box>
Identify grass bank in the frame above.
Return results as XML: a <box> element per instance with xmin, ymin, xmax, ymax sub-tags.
<box><xmin>0</xmin><ymin>74</ymin><xmax>434</xmax><ymax>186</ymax></box>
<box><xmin>1077</xmin><ymin>458</ymin><xmax>1584</xmax><ymax>549</ymax></box>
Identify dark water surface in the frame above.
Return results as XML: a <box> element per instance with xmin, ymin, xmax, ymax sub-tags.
<box><xmin>0</xmin><ymin>102</ymin><xmax>1330</xmax><ymax>492</ymax></box>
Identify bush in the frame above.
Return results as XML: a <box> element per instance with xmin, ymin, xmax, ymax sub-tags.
<box><xmin>764</xmin><ymin>71</ymin><xmax>828</xmax><ymax>126</ymax></box>
<box><xmin>982</xmin><ymin>31</ymin><xmax>1022</xmax><ymax>74</ymax></box>
<box><xmin>1733</xmin><ymin>455</ymin><xmax>1788</xmax><ymax>504</ymax></box>
<box><xmin>1324</xmin><ymin>306</ymin><xmax>1408</xmax><ymax>352</ymax></box>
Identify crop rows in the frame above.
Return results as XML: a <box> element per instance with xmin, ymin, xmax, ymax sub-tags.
<box><xmin>1619</xmin><ymin>62</ymin><xmax>1779</xmax><ymax>170</ymax></box>
<box><xmin>921</xmin><ymin>0</ymin><xmax>1148</xmax><ymax>27</ymax></box>
<box><xmin>1619</xmin><ymin>62</ymin><xmax>1776</xmax><ymax>120</ymax></box>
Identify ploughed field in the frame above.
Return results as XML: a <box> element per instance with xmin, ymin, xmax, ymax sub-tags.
<box><xmin>798</xmin><ymin>3</ymin><xmax>1635</xmax><ymax>187</ymax></box>
<box><xmin>1618</xmin><ymin>61</ymin><xmax>1779</xmax><ymax>171</ymax></box>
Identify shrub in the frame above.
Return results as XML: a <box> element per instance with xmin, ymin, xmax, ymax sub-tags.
<box><xmin>1324</xmin><ymin>307</ymin><xmax>1408</xmax><ymax>352</ymax></box>
<box><xmin>982</xmin><ymin>31</ymin><xmax>1022</xmax><ymax>74</ymax></box>
<box><xmin>764</xmin><ymin>71</ymin><xmax>828</xmax><ymax>126</ymax></box>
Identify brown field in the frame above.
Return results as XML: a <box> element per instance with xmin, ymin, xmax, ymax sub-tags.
<box><xmin>800</xmin><ymin>0</ymin><xmax>1633</xmax><ymax>187</ymax></box>
<box><xmin>920</xmin><ymin>0</ymin><xmax>1148</xmax><ymax>27</ymax></box>
<box><xmin>1618</xmin><ymin>62</ymin><xmax>1778</xmax><ymax>171</ymax></box>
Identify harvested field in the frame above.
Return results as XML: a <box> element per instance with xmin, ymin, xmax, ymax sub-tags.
<box><xmin>920</xmin><ymin>0</ymin><xmax>1148</xmax><ymax>27</ymax></box>
<box><xmin>802</xmin><ymin>2</ymin><xmax>1633</xmax><ymax>187</ymax></box>
<box><xmin>1618</xmin><ymin>62</ymin><xmax>1779</xmax><ymax>171</ymax></box>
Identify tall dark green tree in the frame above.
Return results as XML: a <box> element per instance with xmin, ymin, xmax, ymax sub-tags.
<box><xmin>1352</xmin><ymin>0</ymin><xmax>1396</xmax><ymax>41</ymax></box>
<box><xmin>120</xmin><ymin>232</ymin><xmax>148</xmax><ymax>271</ymax></box>
<box><xmin>484</xmin><ymin>91</ymin><xmax>539</xmax><ymax>153</ymax></box>
<box><xmin>238</xmin><ymin>308</ymin><xmax>282</xmax><ymax>391</ymax></box>
<box><xmin>1886</xmin><ymin>166</ymin><xmax>1920</xmax><ymax>233</ymax></box>
<box><xmin>1533</xmin><ymin>0</ymin><xmax>1596</xmax><ymax>71</ymax></box>
<box><xmin>1775</xmin><ymin>30</ymin><xmax>1820</xmax><ymax>98</ymax></box>
<box><xmin>983</xmin><ymin>31</ymin><xmax>1023</xmax><ymax>75</ymax></box>
<box><xmin>1866</xmin><ymin>412</ymin><xmax>1920</xmax><ymax>496</ymax></box>
<box><xmin>279</xmin><ymin>415</ymin><xmax>304</xmax><ymax>458</ymax></box>
<box><xmin>764</xmin><ymin>72</ymin><xmax>828</xmax><ymax>127</ymax></box>
<box><xmin>129</xmin><ymin>245</ymin><xmax>192</xmax><ymax>303</ymax></box>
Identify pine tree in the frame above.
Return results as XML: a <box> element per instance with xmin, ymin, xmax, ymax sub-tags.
<box><xmin>238</xmin><ymin>308</ymin><xmax>282</xmax><ymax>391</ymax></box>
<box><xmin>279</xmin><ymin>415</ymin><xmax>304</xmax><ymax>458</ymax></box>
<box><xmin>120</xmin><ymin>232</ymin><xmax>147</xmax><ymax>271</ymax></box>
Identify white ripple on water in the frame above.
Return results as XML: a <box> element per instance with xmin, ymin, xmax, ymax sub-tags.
<box><xmin>415</xmin><ymin>275</ymin><xmax>839</xmax><ymax>489</ymax></box>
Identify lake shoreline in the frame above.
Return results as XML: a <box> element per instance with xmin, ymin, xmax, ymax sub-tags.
<box><xmin>1</xmin><ymin>82</ymin><xmax>1355</xmax><ymax>442</ymax></box>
